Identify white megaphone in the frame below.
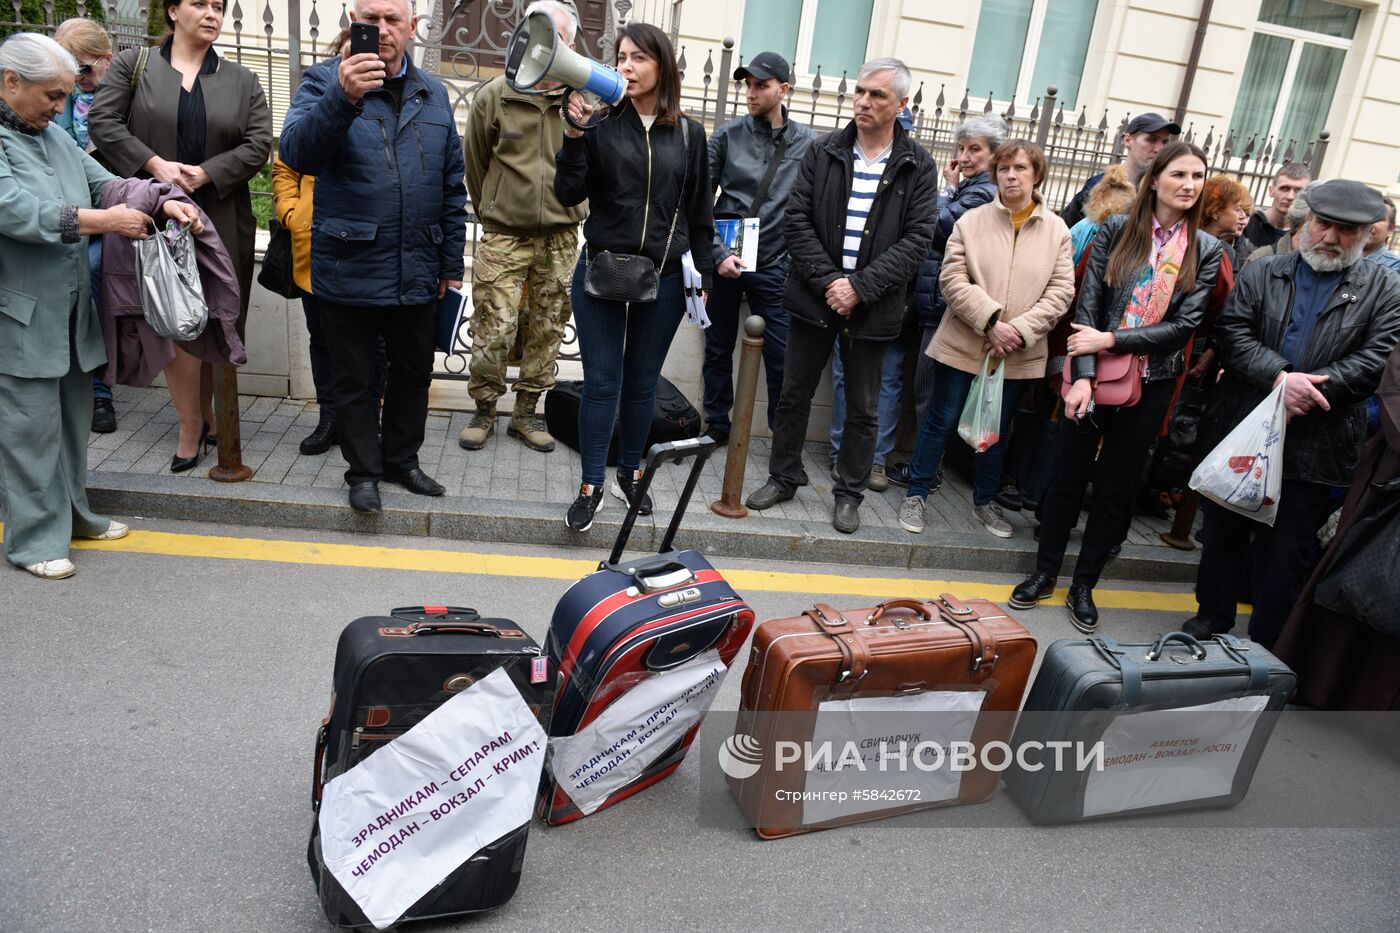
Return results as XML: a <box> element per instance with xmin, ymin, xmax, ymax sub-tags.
<box><xmin>504</xmin><ymin>9</ymin><xmax>626</xmax><ymax>130</ymax></box>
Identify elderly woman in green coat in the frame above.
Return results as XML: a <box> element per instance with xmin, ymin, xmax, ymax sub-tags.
<box><xmin>0</xmin><ymin>33</ymin><xmax>202</xmax><ymax>580</ymax></box>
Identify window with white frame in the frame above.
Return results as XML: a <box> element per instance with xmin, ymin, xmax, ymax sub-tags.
<box><xmin>966</xmin><ymin>0</ymin><xmax>1100</xmax><ymax>109</ymax></box>
<box><xmin>738</xmin><ymin>0</ymin><xmax>875</xmax><ymax>80</ymax></box>
<box><xmin>1229</xmin><ymin>0</ymin><xmax>1358</xmax><ymax>148</ymax></box>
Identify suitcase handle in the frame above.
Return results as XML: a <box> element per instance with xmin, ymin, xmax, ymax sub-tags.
<box><xmin>378</xmin><ymin>621</ymin><xmax>527</xmax><ymax>638</ymax></box>
<box><xmin>607</xmin><ymin>436</ymin><xmax>718</xmax><ymax>566</ymax></box>
<box><xmin>864</xmin><ymin>598</ymin><xmax>935</xmax><ymax>624</ymax></box>
<box><xmin>311</xmin><ymin>719</ymin><xmax>328</xmax><ymax>812</ymax></box>
<box><xmin>1145</xmin><ymin>631</ymin><xmax>1207</xmax><ymax>662</ymax></box>
<box><xmin>390</xmin><ymin>605</ymin><xmax>480</xmax><ymax>622</ymax></box>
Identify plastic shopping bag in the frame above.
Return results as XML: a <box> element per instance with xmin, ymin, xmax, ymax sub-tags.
<box><xmin>957</xmin><ymin>355</ymin><xmax>1004</xmax><ymax>453</ymax></box>
<box><xmin>135</xmin><ymin>219</ymin><xmax>208</xmax><ymax>342</ymax></box>
<box><xmin>1188</xmin><ymin>384</ymin><xmax>1286</xmax><ymax>526</ymax></box>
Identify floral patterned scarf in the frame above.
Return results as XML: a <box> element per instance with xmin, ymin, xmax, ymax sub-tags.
<box><xmin>1119</xmin><ymin>223</ymin><xmax>1187</xmax><ymax>330</ymax></box>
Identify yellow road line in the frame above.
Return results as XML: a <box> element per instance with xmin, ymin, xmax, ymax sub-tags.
<box><xmin>57</xmin><ymin>527</ymin><xmax>1208</xmax><ymax>613</ymax></box>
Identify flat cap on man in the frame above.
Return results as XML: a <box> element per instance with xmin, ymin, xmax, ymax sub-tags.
<box><xmin>1305</xmin><ymin>179</ymin><xmax>1388</xmax><ymax>227</ymax></box>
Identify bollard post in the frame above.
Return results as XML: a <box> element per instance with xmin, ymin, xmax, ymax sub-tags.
<box><xmin>1159</xmin><ymin>489</ymin><xmax>1199</xmax><ymax>550</ymax></box>
<box><xmin>208</xmin><ymin>363</ymin><xmax>254</xmax><ymax>482</ymax></box>
<box><xmin>711</xmin><ymin>314</ymin><xmax>765</xmax><ymax>519</ymax></box>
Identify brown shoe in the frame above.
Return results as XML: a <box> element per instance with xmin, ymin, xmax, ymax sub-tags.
<box><xmin>508</xmin><ymin>413</ymin><xmax>555</xmax><ymax>452</ymax></box>
<box><xmin>458</xmin><ymin>408</ymin><xmax>496</xmax><ymax>450</ymax></box>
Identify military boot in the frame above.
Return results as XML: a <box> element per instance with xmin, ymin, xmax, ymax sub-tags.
<box><xmin>458</xmin><ymin>405</ymin><xmax>496</xmax><ymax>450</ymax></box>
<box><xmin>508</xmin><ymin>393</ymin><xmax>555</xmax><ymax>452</ymax></box>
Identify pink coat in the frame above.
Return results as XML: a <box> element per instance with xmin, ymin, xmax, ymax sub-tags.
<box><xmin>99</xmin><ymin>178</ymin><xmax>246</xmax><ymax>387</ymax></box>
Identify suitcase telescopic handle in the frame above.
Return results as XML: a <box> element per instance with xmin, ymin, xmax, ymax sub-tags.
<box><xmin>1145</xmin><ymin>631</ymin><xmax>1207</xmax><ymax>662</ymax></box>
<box><xmin>608</xmin><ymin>436</ymin><xmax>718</xmax><ymax>566</ymax></box>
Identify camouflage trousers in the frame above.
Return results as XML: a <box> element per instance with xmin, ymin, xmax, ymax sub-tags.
<box><xmin>467</xmin><ymin>228</ymin><xmax>579</xmax><ymax>406</ymax></box>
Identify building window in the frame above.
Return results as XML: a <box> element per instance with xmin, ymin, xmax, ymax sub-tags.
<box><xmin>738</xmin><ymin>0</ymin><xmax>875</xmax><ymax>79</ymax></box>
<box><xmin>1230</xmin><ymin>0</ymin><xmax>1358</xmax><ymax>147</ymax></box>
<box><xmin>967</xmin><ymin>0</ymin><xmax>1100</xmax><ymax>109</ymax></box>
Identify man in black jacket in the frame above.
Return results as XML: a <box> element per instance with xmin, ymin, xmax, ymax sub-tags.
<box><xmin>1186</xmin><ymin>179</ymin><xmax>1400</xmax><ymax>647</ymax></box>
<box><xmin>744</xmin><ymin>57</ymin><xmax>936</xmax><ymax>534</ymax></box>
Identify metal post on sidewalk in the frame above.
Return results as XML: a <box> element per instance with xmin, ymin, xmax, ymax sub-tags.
<box><xmin>208</xmin><ymin>363</ymin><xmax>253</xmax><ymax>482</ymax></box>
<box><xmin>711</xmin><ymin>315</ymin><xmax>765</xmax><ymax>519</ymax></box>
<box><xmin>1160</xmin><ymin>489</ymin><xmax>1200</xmax><ymax>550</ymax></box>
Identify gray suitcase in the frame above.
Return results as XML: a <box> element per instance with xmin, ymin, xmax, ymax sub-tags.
<box><xmin>1004</xmin><ymin>631</ymin><xmax>1296</xmax><ymax>824</ymax></box>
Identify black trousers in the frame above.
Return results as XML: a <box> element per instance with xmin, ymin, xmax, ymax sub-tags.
<box><xmin>1194</xmin><ymin>480</ymin><xmax>1334</xmax><ymax>648</ymax></box>
<box><xmin>1035</xmin><ymin>380</ymin><xmax>1175</xmax><ymax>588</ymax></box>
<box><xmin>319</xmin><ymin>299</ymin><xmax>435</xmax><ymax>485</ymax></box>
<box><xmin>767</xmin><ymin>316</ymin><xmax>888</xmax><ymax>504</ymax></box>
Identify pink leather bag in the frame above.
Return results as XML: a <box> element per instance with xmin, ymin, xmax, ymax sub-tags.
<box><xmin>1061</xmin><ymin>352</ymin><xmax>1146</xmax><ymax>407</ymax></box>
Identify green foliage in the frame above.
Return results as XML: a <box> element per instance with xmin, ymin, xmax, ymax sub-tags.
<box><xmin>147</xmin><ymin>0</ymin><xmax>167</xmax><ymax>42</ymax></box>
<box><xmin>2</xmin><ymin>1</ymin><xmax>107</xmax><ymax>40</ymax></box>
<box><xmin>250</xmin><ymin>162</ymin><xmax>273</xmax><ymax>230</ymax></box>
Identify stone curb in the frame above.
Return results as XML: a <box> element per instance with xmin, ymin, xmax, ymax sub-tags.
<box><xmin>86</xmin><ymin>471</ymin><xmax>1200</xmax><ymax>583</ymax></box>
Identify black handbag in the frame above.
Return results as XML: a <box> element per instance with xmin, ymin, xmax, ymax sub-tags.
<box><xmin>1313</xmin><ymin>476</ymin><xmax>1400</xmax><ymax>637</ymax></box>
<box><xmin>583</xmin><ymin>118</ymin><xmax>689</xmax><ymax>303</ymax></box>
<box><xmin>257</xmin><ymin>217</ymin><xmax>300</xmax><ymax>299</ymax></box>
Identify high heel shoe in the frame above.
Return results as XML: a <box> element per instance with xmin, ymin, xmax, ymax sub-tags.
<box><xmin>202</xmin><ymin>420</ymin><xmax>218</xmax><ymax>452</ymax></box>
<box><xmin>171</xmin><ymin>424</ymin><xmax>211</xmax><ymax>473</ymax></box>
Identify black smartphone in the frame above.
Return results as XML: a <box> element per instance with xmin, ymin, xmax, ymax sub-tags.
<box><xmin>349</xmin><ymin>22</ymin><xmax>379</xmax><ymax>57</ymax></box>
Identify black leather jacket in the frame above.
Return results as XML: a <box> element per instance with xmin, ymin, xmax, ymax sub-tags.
<box><xmin>783</xmin><ymin>121</ymin><xmax>937</xmax><ymax>340</ymax></box>
<box><xmin>1070</xmin><ymin>215</ymin><xmax>1225</xmax><ymax>384</ymax></box>
<box><xmin>708</xmin><ymin>109</ymin><xmax>816</xmax><ymax>268</ymax></box>
<box><xmin>555</xmin><ymin>102</ymin><xmax>715</xmax><ymax>287</ymax></box>
<box><xmin>1201</xmin><ymin>253</ymin><xmax>1400</xmax><ymax>487</ymax></box>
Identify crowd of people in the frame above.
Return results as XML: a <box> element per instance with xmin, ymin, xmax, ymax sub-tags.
<box><xmin>2</xmin><ymin>2</ymin><xmax>1399</xmax><ymax>698</ymax></box>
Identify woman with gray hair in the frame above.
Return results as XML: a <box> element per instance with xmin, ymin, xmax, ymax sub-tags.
<box><xmin>890</xmin><ymin>112</ymin><xmax>1007</xmax><ymax>488</ymax></box>
<box><xmin>0</xmin><ymin>33</ymin><xmax>202</xmax><ymax>579</ymax></box>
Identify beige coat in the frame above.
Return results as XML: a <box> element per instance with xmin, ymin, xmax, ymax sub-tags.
<box><xmin>933</xmin><ymin>192</ymin><xmax>1075</xmax><ymax>379</ymax></box>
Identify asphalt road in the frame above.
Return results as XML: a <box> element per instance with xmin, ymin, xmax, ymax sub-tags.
<box><xmin>2</xmin><ymin>517</ymin><xmax>1396</xmax><ymax>932</ymax></box>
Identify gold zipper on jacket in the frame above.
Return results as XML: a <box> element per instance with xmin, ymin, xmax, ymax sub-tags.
<box><xmin>638</xmin><ymin>123</ymin><xmax>653</xmax><ymax>252</ymax></box>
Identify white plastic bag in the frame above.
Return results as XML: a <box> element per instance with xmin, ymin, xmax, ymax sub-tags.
<box><xmin>1189</xmin><ymin>384</ymin><xmax>1286</xmax><ymax>526</ymax></box>
<box><xmin>958</xmin><ymin>355</ymin><xmax>1004</xmax><ymax>452</ymax></box>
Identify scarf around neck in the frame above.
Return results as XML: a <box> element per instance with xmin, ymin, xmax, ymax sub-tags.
<box><xmin>1120</xmin><ymin>223</ymin><xmax>1187</xmax><ymax>330</ymax></box>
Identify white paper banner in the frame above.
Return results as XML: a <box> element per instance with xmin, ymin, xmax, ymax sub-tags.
<box><xmin>1082</xmin><ymin>694</ymin><xmax>1270</xmax><ymax>818</ymax></box>
<box><xmin>802</xmin><ymin>690</ymin><xmax>987</xmax><ymax>825</ymax></box>
<box><xmin>318</xmin><ymin>668</ymin><xmax>548</xmax><ymax>930</ymax></box>
<box><xmin>549</xmin><ymin>650</ymin><xmax>728</xmax><ymax>815</ymax></box>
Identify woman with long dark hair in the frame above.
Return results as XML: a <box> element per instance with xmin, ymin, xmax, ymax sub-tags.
<box><xmin>1009</xmin><ymin>141</ymin><xmax>1224</xmax><ymax>631</ymax></box>
<box><xmin>554</xmin><ymin>22</ymin><xmax>713</xmax><ymax>531</ymax></box>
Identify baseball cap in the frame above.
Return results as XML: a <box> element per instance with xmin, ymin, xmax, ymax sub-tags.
<box><xmin>734</xmin><ymin>51</ymin><xmax>792</xmax><ymax>84</ymax></box>
<box><xmin>1125</xmin><ymin>112</ymin><xmax>1182</xmax><ymax>136</ymax></box>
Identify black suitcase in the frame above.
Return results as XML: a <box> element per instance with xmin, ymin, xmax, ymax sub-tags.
<box><xmin>1004</xmin><ymin>631</ymin><xmax>1296</xmax><ymax>824</ymax></box>
<box><xmin>544</xmin><ymin>376</ymin><xmax>701</xmax><ymax>465</ymax></box>
<box><xmin>307</xmin><ymin>607</ymin><xmax>553</xmax><ymax>929</ymax></box>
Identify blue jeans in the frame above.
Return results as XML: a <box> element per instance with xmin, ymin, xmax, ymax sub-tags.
<box><xmin>907</xmin><ymin>359</ymin><xmax>1028</xmax><ymax>504</ymax></box>
<box><xmin>571</xmin><ymin>258</ymin><xmax>686</xmax><ymax>486</ymax></box>
<box><xmin>831</xmin><ymin>334</ymin><xmax>904</xmax><ymax>466</ymax></box>
<box><xmin>701</xmin><ymin>263</ymin><xmax>788</xmax><ymax>434</ymax></box>
<box><xmin>89</xmin><ymin>239</ymin><xmax>112</xmax><ymax>401</ymax></box>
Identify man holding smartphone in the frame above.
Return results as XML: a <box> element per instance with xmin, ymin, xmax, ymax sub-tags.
<box><xmin>280</xmin><ymin>0</ymin><xmax>468</xmax><ymax>513</ymax></box>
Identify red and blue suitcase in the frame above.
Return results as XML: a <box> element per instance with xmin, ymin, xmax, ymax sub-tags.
<box><xmin>538</xmin><ymin>438</ymin><xmax>755</xmax><ymax>824</ymax></box>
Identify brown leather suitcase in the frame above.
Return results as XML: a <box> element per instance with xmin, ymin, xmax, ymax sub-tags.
<box><xmin>727</xmin><ymin>595</ymin><xmax>1035</xmax><ymax>838</ymax></box>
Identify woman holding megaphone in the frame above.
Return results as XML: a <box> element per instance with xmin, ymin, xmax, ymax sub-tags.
<box><xmin>554</xmin><ymin>22</ymin><xmax>714</xmax><ymax>532</ymax></box>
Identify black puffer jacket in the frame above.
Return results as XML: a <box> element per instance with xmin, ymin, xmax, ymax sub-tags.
<box><xmin>1200</xmin><ymin>253</ymin><xmax>1400</xmax><ymax>487</ymax></box>
<box><xmin>554</xmin><ymin>101</ymin><xmax>715</xmax><ymax>287</ymax></box>
<box><xmin>1070</xmin><ymin>214</ymin><xmax>1224</xmax><ymax>384</ymax></box>
<box><xmin>913</xmin><ymin>170</ymin><xmax>996</xmax><ymax>329</ymax></box>
<box><xmin>783</xmin><ymin>120</ymin><xmax>936</xmax><ymax>340</ymax></box>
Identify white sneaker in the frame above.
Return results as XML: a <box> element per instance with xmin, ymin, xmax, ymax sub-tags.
<box><xmin>25</xmin><ymin>558</ymin><xmax>75</xmax><ymax>579</ymax></box>
<box><xmin>86</xmin><ymin>521</ymin><xmax>129</xmax><ymax>541</ymax></box>
<box><xmin>974</xmin><ymin>502</ymin><xmax>1013</xmax><ymax>538</ymax></box>
<box><xmin>899</xmin><ymin>495</ymin><xmax>926</xmax><ymax>534</ymax></box>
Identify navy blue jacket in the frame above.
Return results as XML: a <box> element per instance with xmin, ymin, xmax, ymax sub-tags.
<box><xmin>279</xmin><ymin>58</ymin><xmax>468</xmax><ymax>307</ymax></box>
<box><xmin>913</xmin><ymin>171</ymin><xmax>996</xmax><ymax>329</ymax></box>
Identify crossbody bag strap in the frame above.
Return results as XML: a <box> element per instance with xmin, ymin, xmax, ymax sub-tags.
<box><xmin>656</xmin><ymin>117</ymin><xmax>690</xmax><ymax>272</ymax></box>
<box><xmin>747</xmin><ymin>131</ymin><xmax>790</xmax><ymax>216</ymax></box>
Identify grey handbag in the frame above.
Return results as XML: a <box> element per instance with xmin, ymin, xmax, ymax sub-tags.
<box><xmin>135</xmin><ymin>219</ymin><xmax>208</xmax><ymax>342</ymax></box>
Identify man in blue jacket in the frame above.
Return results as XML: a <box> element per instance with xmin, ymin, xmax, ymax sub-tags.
<box><xmin>280</xmin><ymin>0</ymin><xmax>468</xmax><ymax>513</ymax></box>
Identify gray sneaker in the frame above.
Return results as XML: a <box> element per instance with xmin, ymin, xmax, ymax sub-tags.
<box><xmin>973</xmin><ymin>502</ymin><xmax>1013</xmax><ymax>538</ymax></box>
<box><xmin>898</xmin><ymin>495</ymin><xmax>926</xmax><ymax>534</ymax></box>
